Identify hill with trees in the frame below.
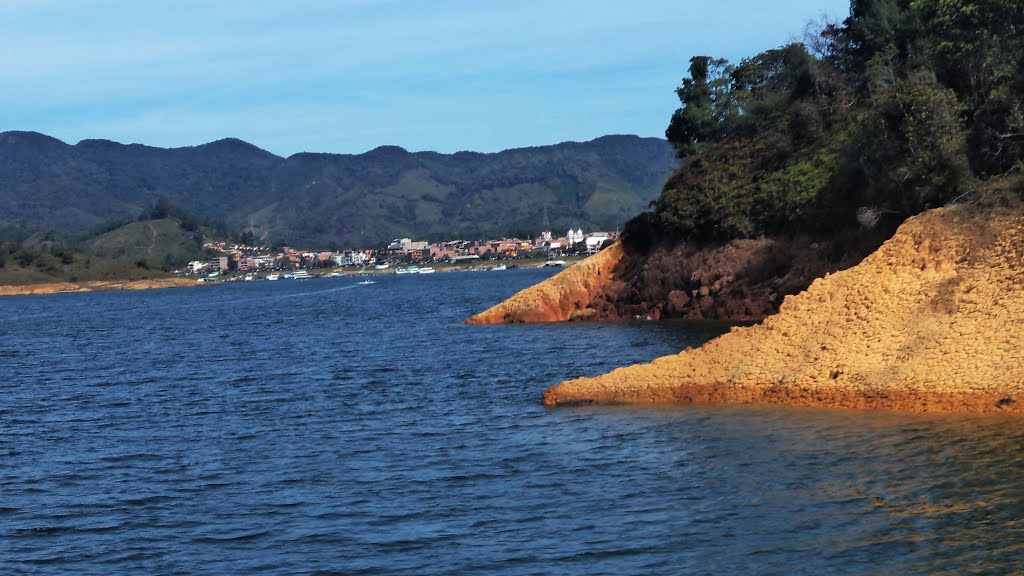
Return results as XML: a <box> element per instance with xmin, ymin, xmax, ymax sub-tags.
<box><xmin>0</xmin><ymin>133</ymin><xmax>676</xmax><ymax>247</ymax></box>
<box><xmin>0</xmin><ymin>208</ymin><xmax>211</xmax><ymax>286</ymax></box>
<box><xmin>592</xmin><ymin>0</ymin><xmax>1024</xmax><ymax>321</ymax></box>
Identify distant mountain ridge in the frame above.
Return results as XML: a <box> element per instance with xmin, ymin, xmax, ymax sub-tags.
<box><xmin>0</xmin><ymin>131</ymin><xmax>676</xmax><ymax>246</ymax></box>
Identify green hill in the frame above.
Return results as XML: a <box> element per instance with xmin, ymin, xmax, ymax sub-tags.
<box><xmin>0</xmin><ymin>216</ymin><xmax>210</xmax><ymax>286</ymax></box>
<box><xmin>597</xmin><ymin>0</ymin><xmax>1024</xmax><ymax>322</ymax></box>
<box><xmin>0</xmin><ymin>133</ymin><xmax>676</xmax><ymax>246</ymax></box>
<box><xmin>626</xmin><ymin>0</ymin><xmax>1024</xmax><ymax>250</ymax></box>
<box><xmin>87</xmin><ymin>218</ymin><xmax>205</xmax><ymax>269</ymax></box>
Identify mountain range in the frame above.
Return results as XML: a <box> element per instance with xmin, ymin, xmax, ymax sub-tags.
<box><xmin>0</xmin><ymin>131</ymin><xmax>676</xmax><ymax>246</ymax></box>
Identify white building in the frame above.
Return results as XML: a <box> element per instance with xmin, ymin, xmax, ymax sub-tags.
<box><xmin>332</xmin><ymin>250</ymin><xmax>368</xmax><ymax>266</ymax></box>
<box><xmin>584</xmin><ymin>234</ymin><xmax>610</xmax><ymax>253</ymax></box>
<box><xmin>388</xmin><ymin>238</ymin><xmax>412</xmax><ymax>251</ymax></box>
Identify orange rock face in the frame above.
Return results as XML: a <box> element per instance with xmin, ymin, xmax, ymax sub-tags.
<box><xmin>544</xmin><ymin>206</ymin><xmax>1024</xmax><ymax>414</ymax></box>
<box><xmin>465</xmin><ymin>243</ymin><xmax>623</xmax><ymax>324</ymax></box>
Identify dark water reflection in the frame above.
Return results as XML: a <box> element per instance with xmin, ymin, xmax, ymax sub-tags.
<box><xmin>1</xmin><ymin>269</ymin><xmax>1022</xmax><ymax>574</ymax></box>
<box><xmin>626</xmin><ymin>406</ymin><xmax>1024</xmax><ymax>575</ymax></box>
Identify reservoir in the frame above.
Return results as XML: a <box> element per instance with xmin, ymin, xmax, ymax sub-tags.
<box><xmin>2</xmin><ymin>269</ymin><xmax>1022</xmax><ymax>574</ymax></box>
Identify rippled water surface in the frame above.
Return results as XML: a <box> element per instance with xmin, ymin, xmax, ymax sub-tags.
<box><xmin>3</xmin><ymin>269</ymin><xmax>1024</xmax><ymax>575</ymax></box>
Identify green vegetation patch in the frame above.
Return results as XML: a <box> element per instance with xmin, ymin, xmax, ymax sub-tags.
<box><xmin>88</xmin><ymin>218</ymin><xmax>204</xmax><ymax>270</ymax></box>
<box><xmin>626</xmin><ymin>0</ymin><xmax>1024</xmax><ymax>251</ymax></box>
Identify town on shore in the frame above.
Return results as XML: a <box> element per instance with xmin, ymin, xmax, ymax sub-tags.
<box><xmin>184</xmin><ymin>228</ymin><xmax>618</xmax><ymax>279</ymax></box>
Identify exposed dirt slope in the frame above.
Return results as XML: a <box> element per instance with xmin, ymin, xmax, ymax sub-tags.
<box><xmin>590</xmin><ymin>226</ymin><xmax>894</xmax><ymax>321</ymax></box>
<box><xmin>465</xmin><ymin>243</ymin><xmax>622</xmax><ymax>324</ymax></box>
<box><xmin>466</xmin><ymin>225</ymin><xmax>893</xmax><ymax>324</ymax></box>
<box><xmin>544</xmin><ymin>206</ymin><xmax>1024</xmax><ymax>414</ymax></box>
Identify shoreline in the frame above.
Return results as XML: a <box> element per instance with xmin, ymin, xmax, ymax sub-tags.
<box><xmin>0</xmin><ymin>258</ymin><xmax>580</xmax><ymax>297</ymax></box>
<box><xmin>543</xmin><ymin>206</ymin><xmax>1024</xmax><ymax>415</ymax></box>
<box><xmin>0</xmin><ymin>277</ymin><xmax>202</xmax><ymax>297</ymax></box>
<box><xmin>465</xmin><ymin>244</ymin><xmax>622</xmax><ymax>324</ymax></box>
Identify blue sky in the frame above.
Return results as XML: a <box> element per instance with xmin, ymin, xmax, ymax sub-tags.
<box><xmin>1</xmin><ymin>0</ymin><xmax>850</xmax><ymax>156</ymax></box>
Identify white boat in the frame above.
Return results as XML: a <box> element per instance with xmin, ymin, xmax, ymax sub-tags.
<box><xmin>396</xmin><ymin>266</ymin><xmax>418</xmax><ymax>275</ymax></box>
<box><xmin>543</xmin><ymin>260</ymin><xmax>566</xmax><ymax>267</ymax></box>
<box><xmin>492</xmin><ymin>264</ymin><xmax>507</xmax><ymax>271</ymax></box>
<box><xmin>357</xmin><ymin>279</ymin><xmax>376</xmax><ymax>285</ymax></box>
<box><xmin>292</xmin><ymin>270</ymin><xmax>312</xmax><ymax>280</ymax></box>
<box><xmin>374</xmin><ymin>263</ymin><xmax>390</xmax><ymax>270</ymax></box>
<box><xmin>266</xmin><ymin>274</ymin><xmax>280</xmax><ymax>281</ymax></box>
<box><xmin>417</xmin><ymin>267</ymin><xmax>436</xmax><ymax>274</ymax></box>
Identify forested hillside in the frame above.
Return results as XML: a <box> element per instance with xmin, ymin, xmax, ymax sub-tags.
<box><xmin>598</xmin><ymin>0</ymin><xmax>1024</xmax><ymax>321</ymax></box>
<box><xmin>0</xmin><ymin>133</ymin><xmax>675</xmax><ymax>246</ymax></box>
<box><xmin>626</xmin><ymin>0</ymin><xmax>1023</xmax><ymax>249</ymax></box>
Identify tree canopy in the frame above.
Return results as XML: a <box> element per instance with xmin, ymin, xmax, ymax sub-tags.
<box><xmin>626</xmin><ymin>0</ymin><xmax>1024</xmax><ymax>249</ymax></box>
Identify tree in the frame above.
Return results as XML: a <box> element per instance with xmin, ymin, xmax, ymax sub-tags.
<box><xmin>841</xmin><ymin>0</ymin><xmax>914</xmax><ymax>73</ymax></box>
<box><xmin>238</xmin><ymin>230</ymin><xmax>257</xmax><ymax>247</ymax></box>
<box><xmin>911</xmin><ymin>0</ymin><xmax>1024</xmax><ymax>106</ymax></box>
<box><xmin>53</xmin><ymin>244</ymin><xmax>76</xmax><ymax>265</ymax></box>
<box><xmin>911</xmin><ymin>0</ymin><xmax>1024</xmax><ymax>175</ymax></box>
<box><xmin>665</xmin><ymin>56</ymin><xmax>737</xmax><ymax>156</ymax></box>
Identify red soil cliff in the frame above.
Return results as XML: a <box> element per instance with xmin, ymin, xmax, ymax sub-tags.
<box><xmin>465</xmin><ymin>227</ymin><xmax>893</xmax><ymax>324</ymax></box>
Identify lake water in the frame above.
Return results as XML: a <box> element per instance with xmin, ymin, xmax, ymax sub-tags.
<box><xmin>2</xmin><ymin>269</ymin><xmax>1023</xmax><ymax>575</ymax></box>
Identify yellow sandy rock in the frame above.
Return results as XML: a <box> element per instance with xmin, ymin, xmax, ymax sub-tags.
<box><xmin>545</xmin><ymin>206</ymin><xmax>1024</xmax><ymax>414</ymax></box>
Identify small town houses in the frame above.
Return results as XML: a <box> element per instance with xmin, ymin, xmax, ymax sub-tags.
<box><xmin>183</xmin><ymin>228</ymin><xmax>617</xmax><ymax>275</ymax></box>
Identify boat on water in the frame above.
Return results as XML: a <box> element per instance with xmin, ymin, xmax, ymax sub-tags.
<box><xmin>543</xmin><ymin>260</ymin><xmax>566</xmax><ymax>267</ymax></box>
<box><xmin>357</xmin><ymin>279</ymin><xmax>376</xmax><ymax>285</ymax></box>
<box><xmin>266</xmin><ymin>274</ymin><xmax>280</xmax><ymax>281</ymax></box>
<box><xmin>491</xmin><ymin>264</ymin><xmax>507</xmax><ymax>271</ymax></box>
<box><xmin>396</xmin><ymin>265</ymin><xmax>436</xmax><ymax>274</ymax></box>
<box><xmin>292</xmin><ymin>270</ymin><xmax>313</xmax><ymax>280</ymax></box>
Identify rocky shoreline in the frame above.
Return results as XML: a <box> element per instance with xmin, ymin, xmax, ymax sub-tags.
<box><xmin>465</xmin><ymin>243</ymin><xmax>623</xmax><ymax>324</ymax></box>
<box><xmin>0</xmin><ymin>277</ymin><xmax>200</xmax><ymax>297</ymax></box>
<box><xmin>465</xmin><ymin>226</ymin><xmax>894</xmax><ymax>325</ymax></box>
<box><xmin>541</xmin><ymin>206</ymin><xmax>1024</xmax><ymax>414</ymax></box>
<box><xmin>588</xmin><ymin>225</ymin><xmax>895</xmax><ymax>322</ymax></box>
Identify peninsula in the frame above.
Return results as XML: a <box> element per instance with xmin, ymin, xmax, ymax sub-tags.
<box><xmin>466</xmin><ymin>0</ymin><xmax>1024</xmax><ymax>414</ymax></box>
<box><xmin>543</xmin><ymin>205</ymin><xmax>1024</xmax><ymax>413</ymax></box>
